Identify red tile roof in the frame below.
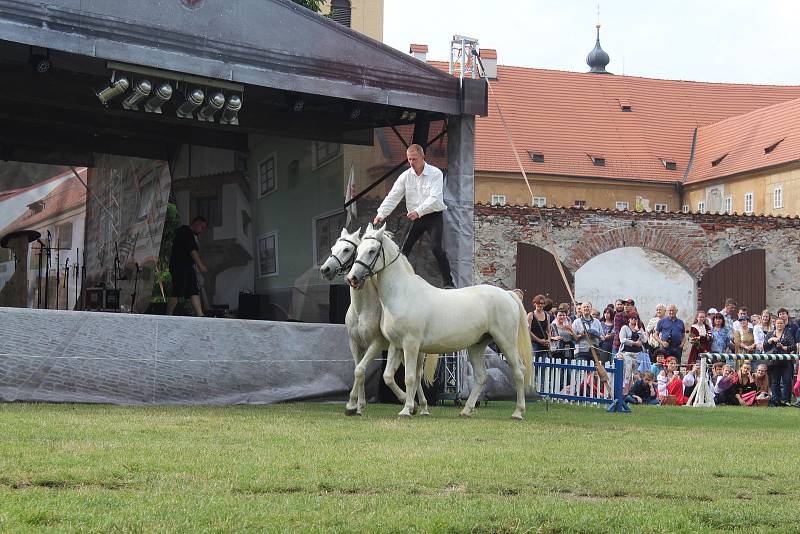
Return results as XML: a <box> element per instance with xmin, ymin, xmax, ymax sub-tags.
<box><xmin>686</xmin><ymin>96</ymin><xmax>800</xmax><ymax>183</ymax></box>
<box><xmin>3</xmin><ymin>172</ymin><xmax>87</xmax><ymax>235</ymax></box>
<box><xmin>409</xmin><ymin>44</ymin><xmax>428</xmax><ymax>53</ymax></box>
<box><xmin>429</xmin><ymin>61</ymin><xmax>800</xmax><ymax>183</ymax></box>
<box><xmin>479</xmin><ymin>49</ymin><xmax>497</xmax><ymax>59</ymax></box>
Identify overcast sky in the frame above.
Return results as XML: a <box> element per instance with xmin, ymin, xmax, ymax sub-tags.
<box><xmin>383</xmin><ymin>0</ymin><xmax>800</xmax><ymax>85</ymax></box>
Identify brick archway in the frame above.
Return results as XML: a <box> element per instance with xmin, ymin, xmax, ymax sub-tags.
<box><xmin>565</xmin><ymin>225</ymin><xmax>709</xmax><ymax>279</ymax></box>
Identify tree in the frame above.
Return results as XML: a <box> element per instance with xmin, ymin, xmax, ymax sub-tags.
<box><xmin>292</xmin><ymin>0</ymin><xmax>325</xmax><ymax>12</ymax></box>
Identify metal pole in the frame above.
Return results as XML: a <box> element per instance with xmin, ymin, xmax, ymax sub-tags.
<box><xmin>43</xmin><ymin>231</ymin><xmax>51</xmax><ymax>309</ymax></box>
<box><xmin>36</xmin><ymin>242</ymin><xmax>43</xmax><ymax>308</ymax></box>
<box><xmin>55</xmin><ymin>246</ymin><xmax>61</xmax><ymax>309</ymax></box>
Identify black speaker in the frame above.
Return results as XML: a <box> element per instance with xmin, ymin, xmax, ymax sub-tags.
<box><xmin>328</xmin><ymin>284</ymin><xmax>350</xmax><ymax>324</ymax></box>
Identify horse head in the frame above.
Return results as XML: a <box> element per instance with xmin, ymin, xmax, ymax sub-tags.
<box><xmin>346</xmin><ymin>223</ymin><xmax>390</xmax><ymax>289</ymax></box>
<box><xmin>319</xmin><ymin>227</ymin><xmax>361</xmax><ymax>281</ymax></box>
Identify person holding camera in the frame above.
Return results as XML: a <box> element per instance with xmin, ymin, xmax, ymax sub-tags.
<box><xmin>656</xmin><ymin>304</ymin><xmax>686</xmax><ymax>363</ymax></box>
<box><xmin>764</xmin><ymin>316</ymin><xmax>795</xmax><ymax>406</ymax></box>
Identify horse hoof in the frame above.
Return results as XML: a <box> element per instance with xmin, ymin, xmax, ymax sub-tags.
<box><xmin>459</xmin><ymin>411</ymin><xmax>472</xmax><ymax>418</ymax></box>
<box><xmin>419</xmin><ymin>409</ymin><xmax>431</xmax><ymax>416</ymax></box>
<box><xmin>511</xmin><ymin>413</ymin><xmax>524</xmax><ymax>421</ymax></box>
<box><xmin>344</xmin><ymin>407</ymin><xmax>359</xmax><ymax>416</ymax></box>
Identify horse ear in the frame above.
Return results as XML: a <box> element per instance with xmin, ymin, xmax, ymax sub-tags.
<box><xmin>376</xmin><ymin>224</ymin><xmax>386</xmax><ymax>237</ymax></box>
<box><xmin>340</xmin><ymin>227</ymin><xmax>348</xmax><ymax>237</ymax></box>
<box><xmin>355</xmin><ymin>226</ymin><xmax>362</xmax><ymax>237</ymax></box>
<box><xmin>366</xmin><ymin>222</ymin><xmax>374</xmax><ymax>232</ymax></box>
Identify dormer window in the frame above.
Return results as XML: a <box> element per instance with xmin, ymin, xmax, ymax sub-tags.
<box><xmin>618</xmin><ymin>98</ymin><xmax>632</xmax><ymax>112</ymax></box>
<box><xmin>27</xmin><ymin>200</ymin><xmax>45</xmax><ymax>215</ymax></box>
<box><xmin>660</xmin><ymin>159</ymin><xmax>677</xmax><ymax>171</ymax></box>
<box><xmin>764</xmin><ymin>139</ymin><xmax>784</xmax><ymax>154</ymax></box>
<box><xmin>711</xmin><ymin>153</ymin><xmax>728</xmax><ymax>167</ymax></box>
<box><xmin>589</xmin><ymin>154</ymin><xmax>605</xmax><ymax>167</ymax></box>
<box><xmin>528</xmin><ymin>151</ymin><xmax>544</xmax><ymax>163</ymax></box>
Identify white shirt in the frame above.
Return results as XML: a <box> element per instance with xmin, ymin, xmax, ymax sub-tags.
<box><xmin>376</xmin><ymin>162</ymin><xmax>447</xmax><ymax>220</ymax></box>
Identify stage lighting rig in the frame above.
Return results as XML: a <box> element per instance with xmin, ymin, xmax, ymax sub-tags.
<box><xmin>176</xmin><ymin>88</ymin><xmax>205</xmax><ymax>118</ymax></box>
<box><xmin>219</xmin><ymin>95</ymin><xmax>242</xmax><ymax>126</ymax></box>
<box><xmin>144</xmin><ymin>82</ymin><xmax>173</xmax><ymax>113</ymax></box>
<box><xmin>122</xmin><ymin>79</ymin><xmax>152</xmax><ymax>111</ymax></box>
<box><xmin>96</xmin><ymin>76</ymin><xmax>129</xmax><ymax>105</ymax></box>
<box><xmin>197</xmin><ymin>92</ymin><xmax>225</xmax><ymax>122</ymax></box>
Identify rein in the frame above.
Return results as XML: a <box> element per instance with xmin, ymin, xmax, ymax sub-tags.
<box><xmin>325</xmin><ymin>237</ymin><xmax>360</xmax><ymax>274</ymax></box>
<box><xmin>353</xmin><ymin>235</ymin><xmax>402</xmax><ymax>280</ymax></box>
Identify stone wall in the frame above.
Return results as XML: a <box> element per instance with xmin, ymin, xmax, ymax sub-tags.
<box><xmin>475</xmin><ymin>204</ymin><xmax>800</xmax><ymax>316</ymax></box>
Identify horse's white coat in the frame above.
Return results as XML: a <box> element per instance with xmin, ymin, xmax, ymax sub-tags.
<box><xmin>319</xmin><ymin>228</ymin><xmax>429</xmax><ymax>415</ymax></box>
<box><xmin>347</xmin><ymin>224</ymin><xmax>533</xmax><ymax>419</ymax></box>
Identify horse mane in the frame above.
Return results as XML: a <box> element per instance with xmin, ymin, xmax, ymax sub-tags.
<box><xmin>366</xmin><ymin>227</ymin><xmax>415</xmax><ymax>274</ymax></box>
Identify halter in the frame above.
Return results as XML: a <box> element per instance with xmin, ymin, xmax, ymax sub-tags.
<box><xmin>325</xmin><ymin>237</ymin><xmax>360</xmax><ymax>274</ymax></box>
<box><xmin>353</xmin><ymin>235</ymin><xmax>402</xmax><ymax>281</ymax></box>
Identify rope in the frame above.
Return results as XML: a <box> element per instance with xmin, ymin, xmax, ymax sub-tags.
<box><xmin>473</xmin><ymin>52</ymin><xmax>607</xmax><ymax>387</ymax></box>
<box><xmin>700</xmin><ymin>353</ymin><xmax>800</xmax><ymax>361</ymax></box>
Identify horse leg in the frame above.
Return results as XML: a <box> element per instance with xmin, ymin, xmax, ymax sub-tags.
<box><xmin>383</xmin><ymin>345</ymin><xmax>408</xmax><ymax>404</ymax></box>
<box><xmin>497</xmin><ymin>340</ymin><xmax>527</xmax><ymax>421</ymax></box>
<box><xmin>416</xmin><ymin>353</ymin><xmax>431</xmax><ymax>416</ymax></box>
<box><xmin>398</xmin><ymin>341</ymin><xmax>421</xmax><ymax>417</ymax></box>
<box><xmin>345</xmin><ymin>338</ymin><xmax>364</xmax><ymax>416</ymax></box>
<box><xmin>351</xmin><ymin>341</ymin><xmax>383</xmax><ymax>415</ymax></box>
<box><xmin>461</xmin><ymin>343</ymin><xmax>489</xmax><ymax>418</ymax></box>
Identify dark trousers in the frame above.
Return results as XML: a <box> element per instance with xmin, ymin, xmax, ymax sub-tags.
<box><xmin>664</xmin><ymin>344</ymin><xmax>682</xmax><ymax>363</ymax></box>
<box><xmin>768</xmin><ymin>361</ymin><xmax>793</xmax><ymax>403</ymax></box>
<box><xmin>401</xmin><ymin>211</ymin><xmax>454</xmax><ymax>286</ymax></box>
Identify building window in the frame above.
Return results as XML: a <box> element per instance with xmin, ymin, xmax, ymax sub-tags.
<box><xmin>698</xmin><ymin>201</ymin><xmax>706</xmax><ymax>214</ymax></box>
<box><xmin>744</xmin><ymin>192</ymin><xmax>754</xmax><ymax>214</ymax></box>
<box><xmin>764</xmin><ymin>139</ymin><xmax>784</xmax><ymax>154</ymax></box>
<box><xmin>28</xmin><ymin>200</ymin><xmax>45</xmax><ymax>216</ymax></box>
<box><xmin>258</xmin><ymin>233</ymin><xmax>278</xmax><ymax>277</ymax></box>
<box><xmin>661</xmin><ymin>159</ymin><xmax>677</xmax><ymax>171</ymax></box>
<box><xmin>773</xmin><ymin>187</ymin><xmax>783</xmax><ymax>209</ymax></box>
<box><xmin>654</xmin><ymin>203</ymin><xmax>668</xmax><ymax>212</ymax></box>
<box><xmin>528</xmin><ymin>151</ymin><xmax>544</xmax><ymax>163</ymax></box>
<box><xmin>194</xmin><ymin>195</ymin><xmax>221</xmax><ymax>227</ymax></box>
<box><xmin>723</xmin><ymin>196</ymin><xmax>732</xmax><ymax>214</ymax></box>
<box><xmin>314</xmin><ymin>211</ymin><xmax>346</xmax><ymax>266</ymax></box>
<box><xmin>589</xmin><ymin>155</ymin><xmax>606</xmax><ymax>166</ymax></box>
<box><xmin>313</xmin><ymin>141</ymin><xmax>341</xmax><ymax>169</ymax></box>
<box><xmin>681</xmin><ymin>204</ymin><xmax>689</xmax><ymax>213</ymax></box>
<box><xmin>615</xmin><ymin>201</ymin><xmax>629</xmax><ymax>211</ymax></box>
<box><xmin>330</xmin><ymin>0</ymin><xmax>351</xmax><ymax>27</ymax></box>
<box><xmin>532</xmin><ymin>196</ymin><xmax>546</xmax><ymax>207</ymax></box>
<box><xmin>258</xmin><ymin>155</ymin><xmax>276</xmax><ymax>197</ymax></box>
<box><xmin>573</xmin><ymin>200</ymin><xmax>586</xmax><ymax>208</ymax></box>
<box><xmin>56</xmin><ymin>222</ymin><xmax>73</xmax><ymax>250</ymax></box>
<box><xmin>711</xmin><ymin>154</ymin><xmax>727</xmax><ymax>167</ymax></box>
<box><xmin>490</xmin><ymin>194</ymin><xmax>506</xmax><ymax>206</ymax></box>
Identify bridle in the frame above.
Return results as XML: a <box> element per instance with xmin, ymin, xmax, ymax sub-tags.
<box><xmin>352</xmin><ymin>235</ymin><xmax>402</xmax><ymax>281</ymax></box>
<box><xmin>325</xmin><ymin>237</ymin><xmax>360</xmax><ymax>275</ymax></box>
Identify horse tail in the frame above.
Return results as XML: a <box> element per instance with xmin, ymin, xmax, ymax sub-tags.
<box><xmin>511</xmin><ymin>292</ymin><xmax>534</xmax><ymax>386</ymax></box>
<box><xmin>422</xmin><ymin>353</ymin><xmax>440</xmax><ymax>387</ymax></box>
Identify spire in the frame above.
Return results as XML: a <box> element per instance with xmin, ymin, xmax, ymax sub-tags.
<box><xmin>586</xmin><ymin>23</ymin><xmax>611</xmax><ymax>74</ymax></box>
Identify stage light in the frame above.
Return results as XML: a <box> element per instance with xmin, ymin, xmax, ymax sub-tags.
<box><xmin>29</xmin><ymin>53</ymin><xmax>51</xmax><ymax>74</ymax></box>
<box><xmin>121</xmin><ymin>79</ymin><xmax>152</xmax><ymax>111</ymax></box>
<box><xmin>176</xmin><ymin>88</ymin><xmax>204</xmax><ymax>118</ymax></box>
<box><xmin>348</xmin><ymin>104</ymin><xmax>362</xmax><ymax>120</ymax></box>
<box><xmin>144</xmin><ymin>83</ymin><xmax>173</xmax><ymax>113</ymax></box>
<box><xmin>96</xmin><ymin>77</ymin><xmax>129</xmax><ymax>105</ymax></box>
<box><xmin>197</xmin><ymin>92</ymin><xmax>225</xmax><ymax>122</ymax></box>
<box><xmin>219</xmin><ymin>95</ymin><xmax>241</xmax><ymax>126</ymax></box>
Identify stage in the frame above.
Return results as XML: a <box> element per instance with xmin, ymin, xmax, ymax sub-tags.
<box><xmin>0</xmin><ymin>307</ymin><xmax>382</xmax><ymax>405</ymax></box>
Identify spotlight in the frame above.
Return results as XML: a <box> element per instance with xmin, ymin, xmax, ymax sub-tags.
<box><xmin>348</xmin><ymin>104</ymin><xmax>362</xmax><ymax>120</ymax></box>
<box><xmin>400</xmin><ymin>110</ymin><xmax>410</xmax><ymax>121</ymax></box>
<box><xmin>197</xmin><ymin>92</ymin><xmax>225</xmax><ymax>122</ymax></box>
<box><xmin>122</xmin><ymin>79</ymin><xmax>152</xmax><ymax>111</ymax></box>
<box><xmin>144</xmin><ymin>82</ymin><xmax>173</xmax><ymax>114</ymax></box>
<box><xmin>29</xmin><ymin>53</ymin><xmax>51</xmax><ymax>74</ymax></box>
<box><xmin>219</xmin><ymin>95</ymin><xmax>241</xmax><ymax>126</ymax></box>
<box><xmin>96</xmin><ymin>77</ymin><xmax>129</xmax><ymax>105</ymax></box>
<box><xmin>176</xmin><ymin>88</ymin><xmax>204</xmax><ymax>118</ymax></box>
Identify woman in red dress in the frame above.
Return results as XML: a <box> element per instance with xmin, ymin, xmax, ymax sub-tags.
<box><xmin>687</xmin><ymin>310</ymin><xmax>712</xmax><ymax>366</ymax></box>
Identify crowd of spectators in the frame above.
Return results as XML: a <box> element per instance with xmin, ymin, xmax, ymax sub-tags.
<box><xmin>524</xmin><ymin>293</ymin><xmax>800</xmax><ymax>408</ymax></box>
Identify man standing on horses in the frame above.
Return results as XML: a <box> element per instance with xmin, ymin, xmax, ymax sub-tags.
<box><xmin>373</xmin><ymin>144</ymin><xmax>455</xmax><ymax>288</ymax></box>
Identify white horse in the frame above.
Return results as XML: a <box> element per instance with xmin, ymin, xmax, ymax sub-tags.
<box><xmin>346</xmin><ymin>224</ymin><xmax>533</xmax><ymax>420</ymax></box>
<box><xmin>320</xmin><ymin>228</ymin><xmax>433</xmax><ymax>416</ymax></box>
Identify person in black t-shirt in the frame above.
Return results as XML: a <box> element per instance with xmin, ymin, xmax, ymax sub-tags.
<box><xmin>166</xmin><ymin>216</ymin><xmax>208</xmax><ymax>317</ymax></box>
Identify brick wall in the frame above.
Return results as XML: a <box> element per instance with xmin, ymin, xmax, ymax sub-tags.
<box><xmin>475</xmin><ymin>204</ymin><xmax>800</xmax><ymax>316</ymax></box>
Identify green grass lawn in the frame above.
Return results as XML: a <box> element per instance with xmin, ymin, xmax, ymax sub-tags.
<box><xmin>1</xmin><ymin>401</ymin><xmax>799</xmax><ymax>533</ymax></box>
